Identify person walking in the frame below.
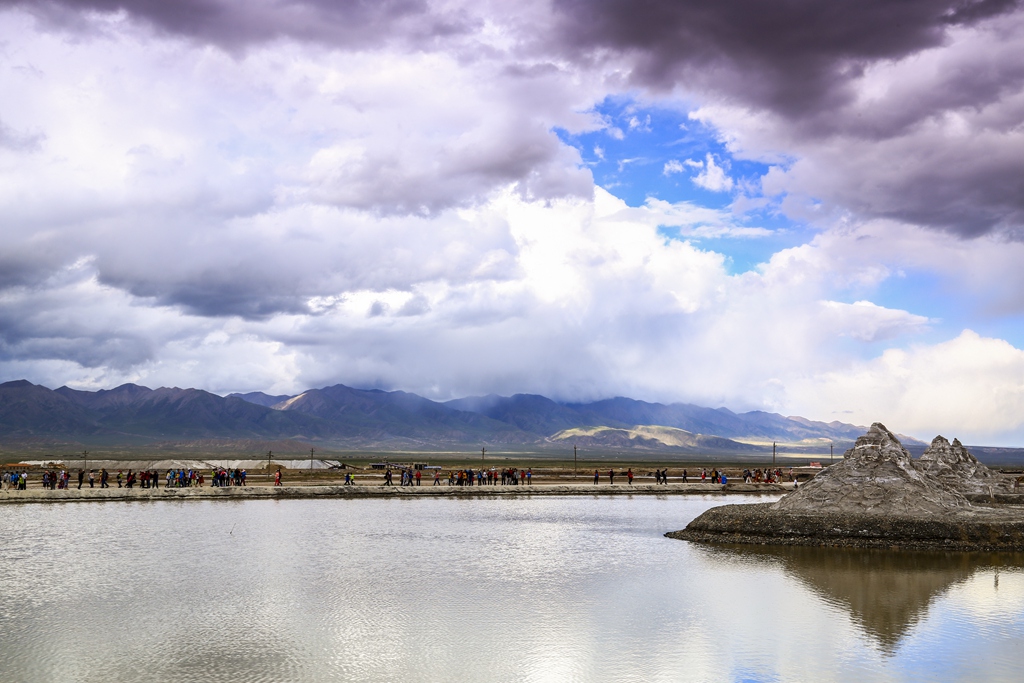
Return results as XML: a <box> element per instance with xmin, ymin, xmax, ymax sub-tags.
<box><xmin>77</xmin><ymin>470</ymin><xmax>84</xmax><ymax>489</ymax></box>
<box><xmin>627</xmin><ymin>468</ymin><xmax>633</xmax><ymax>485</ymax></box>
<box><xmin>88</xmin><ymin>471</ymin><xmax>95</xmax><ymax>488</ymax></box>
<box><xmin>274</xmin><ymin>470</ymin><xmax>282</xmax><ymax>486</ymax></box>
<box><xmin>608</xmin><ymin>469</ymin><xmax>615</xmax><ymax>485</ymax></box>
<box><xmin>593</xmin><ymin>469</ymin><xmax>599</xmax><ymax>485</ymax></box>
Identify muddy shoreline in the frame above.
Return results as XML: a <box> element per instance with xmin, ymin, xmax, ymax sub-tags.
<box><xmin>668</xmin><ymin>501</ymin><xmax>1024</xmax><ymax>552</ymax></box>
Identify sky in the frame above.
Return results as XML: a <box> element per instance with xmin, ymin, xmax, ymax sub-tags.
<box><xmin>1</xmin><ymin>0</ymin><xmax>1024</xmax><ymax>444</ymax></box>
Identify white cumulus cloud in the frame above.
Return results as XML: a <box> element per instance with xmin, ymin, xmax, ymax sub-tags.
<box><xmin>692</xmin><ymin>154</ymin><xmax>734</xmax><ymax>192</ymax></box>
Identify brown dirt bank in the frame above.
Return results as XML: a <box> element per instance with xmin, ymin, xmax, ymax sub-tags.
<box><xmin>0</xmin><ymin>482</ymin><xmax>786</xmax><ymax>505</ymax></box>
<box><xmin>667</xmin><ymin>502</ymin><xmax>1024</xmax><ymax>552</ymax></box>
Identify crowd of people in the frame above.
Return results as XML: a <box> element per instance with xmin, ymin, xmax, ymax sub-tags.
<box><xmin>379</xmin><ymin>468</ymin><xmax>422</xmax><ymax>486</ymax></box>
<box><xmin>211</xmin><ymin>468</ymin><xmax>246</xmax><ymax>487</ymax></box>
<box><xmin>379</xmin><ymin>466</ymin><xmax>537</xmax><ymax>487</ymax></box>
<box><xmin>2</xmin><ymin>471</ymin><xmax>30</xmax><ymax>490</ymax></box>
<box><xmin>0</xmin><ymin>467</ymin><xmax>228</xmax><ymax>490</ymax></box>
<box><xmin>741</xmin><ymin>468</ymin><xmax>789</xmax><ymax>484</ymax></box>
<box><xmin>591</xmin><ymin>468</ymin><xmax>638</xmax><ymax>484</ymax></box>
<box><xmin>2</xmin><ymin>463</ymin><xmax>800</xmax><ymax>491</ymax></box>
<box><xmin>444</xmin><ymin>467</ymin><xmax>533</xmax><ymax>486</ymax></box>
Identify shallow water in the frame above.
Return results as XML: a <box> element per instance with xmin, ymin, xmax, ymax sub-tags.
<box><xmin>1</xmin><ymin>494</ymin><xmax>1022</xmax><ymax>682</ymax></box>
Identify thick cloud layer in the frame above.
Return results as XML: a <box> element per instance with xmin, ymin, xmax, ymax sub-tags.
<box><xmin>4</xmin><ymin>0</ymin><xmax>471</xmax><ymax>49</ymax></box>
<box><xmin>10</xmin><ymin>0</ymin><xmax>1024</xmax><ymax>237</ymax></box>
<box><xmin>553</xmin><ymin>0</ymin><xmax>1024</xmax><ymax>236</ymax></box>
<box><xmin>554</xmin><ymin>0</ymin><xmax>1018</xmax><ymax>116</ymax></box>
<box><xmin>0</xmin><ymin>17</ymin><xmax>597</xmax><ymax>316</ymax></box>
<box><xmin>3</xmin><ymin>2</ymin><xmax>1024</xmax><ymax>443</ymax></box>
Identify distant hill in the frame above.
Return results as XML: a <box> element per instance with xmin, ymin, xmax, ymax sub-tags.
<box><xmin>0</xmin><ymin>380</ymin><xmax>532</xmax><ymax>447</ymax></box>
<box><xmin>227</xmin><ymin>391</ymin><xmax>292</xmax><ymax>408</ymax></box>
<box><xmin>447</xmin><ymin>393</ymin><xmax>874</xmax><ymax>443</ymax></box>
<box><xmin>229</xmin><ymin>385</ymin><xmax>892</xmax><ymax>450</ymax></box>
<box><xmin>0</xmin><ymin>380</ymin><xmax>331</xmax><ymax>441</ymax></box>
<box><xmin>0</xmin><ymin>379</ymin><xmax>922</xmax><ymax>454</ymax></box>
<box><xmin>548</xmin><ymin>425</ymin><xmax>763</xmax><ymax>452</ymax></box>
<box><xmin>445</xmin><ymin>394</ymin><xmax>590</xmax><ymax>435</ymax></box>
<box><xmin>267</xmin><ymin>385</ymin><xmax>530</xmax><ymax>443</ymax></box>
<box><xmin>0</xmin><ymin>380</ymin><xmax>101</xmax><ymax>436</ymax></box>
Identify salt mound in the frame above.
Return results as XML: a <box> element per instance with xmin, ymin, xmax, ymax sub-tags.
<box><xmin>918</xmin><ymin>436</ymin><xmax>1001</xmax><ymax>493</ymax></box>
<box><xmin>773</xmin><ymin>422</ymin><xmax>969</xmax><ymax>516</ymax></box>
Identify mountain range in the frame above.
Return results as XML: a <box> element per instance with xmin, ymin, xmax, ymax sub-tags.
<box><xmin>0</xmin><ymin>379</ymin><xmax>883</xmax><ymax>453</ymax></box>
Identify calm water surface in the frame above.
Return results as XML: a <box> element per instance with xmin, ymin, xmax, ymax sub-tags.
<box><xmin>2</xmin><ymin>494</ymin><xmax>1023</xmax><ymax>682</ymax></box>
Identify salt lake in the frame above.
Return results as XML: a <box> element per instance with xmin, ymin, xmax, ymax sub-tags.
<box><xmin>1</xmin><ymin>494</ymin><xmax>1022</xmax><ymax>682</ymax></box>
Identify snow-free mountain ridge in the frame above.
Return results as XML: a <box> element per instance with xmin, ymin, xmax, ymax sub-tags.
<box><xmin>0</xmin><ymin>379</ymin><xmax>897</xmax><ymax>452</ymax></box>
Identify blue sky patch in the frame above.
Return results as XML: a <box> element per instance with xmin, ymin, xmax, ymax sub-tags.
<box><xmin>557</xmin><ymin>96</ymin><xmax>818</xmax><ymax>273</ymax></box>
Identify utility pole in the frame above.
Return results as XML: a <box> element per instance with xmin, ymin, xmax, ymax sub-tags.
<box><xmin>310</xmin><ymin>447</ymin><xmax>315</xmax><ymax>473</ymax></box>
<box><xmin>574</xmin><ymin>444</ymin><xmax>577</xmax><ymax>477</ymax></box>
<box><xmin>482</xmin><ymin>446</ymin><xmax>486</xmax><ymax>463</ymax></box>
<box><xmin>83</xmin><ymin>450</ymin><xmax>88</xmax><ymax>473</ymax></box>
<box><xmin>830</xmin><ymin>442</ymin><xmax>833</xmax><ymax>465</ymax></box>
<box><xmin>772</xmin><ymin>441</ymin><xmax>776</xmax><ymax>467</ymax></box>
<box><xmin>267</xmin><ymin>450</ymin><xmax>272</xmax><ymax>474</ymax></box>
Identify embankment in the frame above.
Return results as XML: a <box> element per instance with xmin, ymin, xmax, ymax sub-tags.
<box><xmin>0</xmin><ymin>482</ymin><xmax>786</xmax><ymax>505</ymax></box>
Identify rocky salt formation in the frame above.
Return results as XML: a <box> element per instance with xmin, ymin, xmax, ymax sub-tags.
<box><xmin>917</xmin><ymin>435</ymin><xmax>1005</xmax><ymax>494</ymax></box>
<box><xmin>773</xmin><ymin>423</ymin><xmax>969</xmax><ymax>517</ymax></box>
<box><xmin>669</xmin><ymin>422</ymin><xmax>1024</xmax><ymax>551</ymax></box>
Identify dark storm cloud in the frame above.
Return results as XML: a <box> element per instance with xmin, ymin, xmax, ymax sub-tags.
<box><xmin>5</xmin><ymin>0</ymin><xmax>1024</xmax><ymax>243</ymax></box>
<box><xmin>0</xmin><ymin>288</ymin><xmax>156</xmax><ymax>370</ymax></box>
<box><xmin>0</xmin><ymin>332</ymin><xmax>154</xmax><ymax>368</ymax></box>
<box><xmin>840</xmin><ymin>145</ymin><xmax>1024</xmax><ymax>238</ymax></box>
<box><xmin>5</xmin><ymin>0</ymin><xmax>474</xmax><ymax>49</ymax></box>
<box><xmin>548</xmin><ymin>0</ymin><xmax>1024</xmax><ymax>238</ymax></box>
<box><xmin>119</xmin><ymin>278</ymin><xmax>312</xmax><ymax>319</ymax></box>
<box><xmin>18</xmin><ymin>0</ymin><xmax>1014</xmax><ymax>115</ymax></box>
<box><xmin>0</xmin><ymin>257</ymin><xmax>51</xmax><ymax>289</ymax></box>
<box><xmin>551</xmin><ymin>0</ymin><xmax>1019</xmax><ymax>118</ymax></box>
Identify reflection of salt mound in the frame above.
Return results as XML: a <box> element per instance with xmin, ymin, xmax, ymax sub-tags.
<box><xmin>918</xmin><ymin>436</ymin><xmax>1002</xmax><ymax>494</ymax></box>
<box><xmin>773</xmin><ymin>423</ymin><xmax>969</xmax><ymax>516</ymax></box>
<box><xmin>700</xmin><ymin>544</ymin><xmax>987</xmax><ymax>651</ymax></box>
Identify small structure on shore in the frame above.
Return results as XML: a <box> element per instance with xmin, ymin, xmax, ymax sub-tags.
<box><xmin>670</xmin><ymin>423</ymin><xmax>1024</xmax><ymax>551</ymax></box>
